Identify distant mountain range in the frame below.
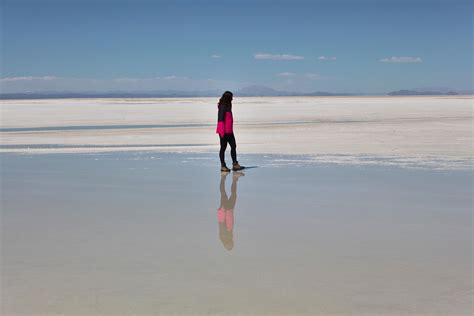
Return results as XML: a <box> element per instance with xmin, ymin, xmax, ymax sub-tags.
<box><xmin>0</xmin><ymin>90</ymin><xmax>223</xmax><ymax>100</ymax></box>
<box><xmin>0</xmin><ymin>85</ymin><xmax>470</xmax><ymax>99</ymax></box>
<box><xmin>387</xmin><ymin>89</ymin><xmax>459</xmax><ymax>96</ymax></box>
<box><xmin>0</xmin><ymin>86</ymin><xmax>359</xmax><ymax>99</ymax></box>
<box><xmin>235</xmin><ymin>85</ymin><xmax>356</xmax><ymax>96</ymax></box>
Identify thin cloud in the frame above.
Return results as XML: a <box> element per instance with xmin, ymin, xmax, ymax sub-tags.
<box><xmin>318</xmin><ymin>56</ymin><xmax>337</xmax><ymax>61</ymax></box>
<box><xmin>211</xmin><ymin>54</ymin><xmax>221</xmax><ymax>58</ymax></box>
<box><xmin>379</xmin><ymin>56</ymin><xmax>422</xmax><ymax>63</ymax></box>
<box><xmin>0</xmin><ymin>76</ymin><xmax>58</xmax><ymax>82</ymax></box>
<box><xmin>254</xmin><ymin>53</ymin><xmax>304</xmax><ymax>60</ymax></box>
<box><xmin>305</xmin><ymin>73</ymin><xmax>320</xmax><ymax>79</ymax></box>
<box><xmin>163</xmin><ymin>75</ymin><xmax>189</xmax><ymax>80</ymax></box>
<box><xmin>276</xmin><ymin>72</ymin><xmax>297</xmax><ymax>77</ymax></box>
<box><xmin>275</xmin><ymin>73</ymin><xmax>322</xmax><ymax>80</ymax></box>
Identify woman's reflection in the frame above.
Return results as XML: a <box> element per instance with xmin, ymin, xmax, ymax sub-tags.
<box><xmin>217</xmin><ymin>171</ymin><xmax>244</xmax><ymax>251</ymax></box>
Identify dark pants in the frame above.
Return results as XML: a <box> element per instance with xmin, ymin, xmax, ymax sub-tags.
<box><xmin>219</xmin><ymin>133</ymin><xmax>237</xmax><ymax>167</ymax></box>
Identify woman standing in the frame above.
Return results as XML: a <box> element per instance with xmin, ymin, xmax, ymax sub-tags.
<box><xmin>216</xmin><ymin>91</ymin><xmax>243</xmax><ymax>172</ymax></box>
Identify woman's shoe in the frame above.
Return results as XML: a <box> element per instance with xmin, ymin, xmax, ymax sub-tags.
<box><xmin>221</xmin><ymin>166</ymin><xmax>231</xmax><ymax>172</ymax></box>
<box><xmin>232</xmin><ymin>162</ymin><xmax>244</xmax><ymax>171</ymax></box>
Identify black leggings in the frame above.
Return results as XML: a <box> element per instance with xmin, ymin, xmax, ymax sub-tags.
<box><xmin>219</xmin><ymin>134</ymin><xmax>237</xmax><ymax>166</ymax></box>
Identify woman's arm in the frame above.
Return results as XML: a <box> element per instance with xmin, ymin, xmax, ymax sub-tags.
<box><xmin>216</xmin><ymin>104</ymin><xmax>226</xmax><ymax>137</ymax></box>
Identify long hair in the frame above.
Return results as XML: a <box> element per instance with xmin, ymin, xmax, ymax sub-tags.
<box><xmin>218</xmin><ymin>91</ymin><xmax>233</xmax><ymax>109</ymax></box>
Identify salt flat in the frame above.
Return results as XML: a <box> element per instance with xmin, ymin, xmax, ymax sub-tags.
<box><xmin>1</xmin><ymin>96</ymin><xmax>472</xmax><ymax>169</ymax></box>
<box><xmin>1</xmin><ymin>97</ymin><xmax>473</xmax><ymax>315</ymax></box>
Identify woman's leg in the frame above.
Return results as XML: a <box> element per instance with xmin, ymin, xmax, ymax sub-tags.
<box><xmin>219</xmin><ymin>136</ymin><xmax>228</xmax><ymax>167</ymax></box>
<box><xmin>220</xmin><ymin>173</ymin><xmax>229</xmax><ymax>205</ymax></box>
<box><xmin>228</xmin><ymin>134</ymin><xmax>237</xmax><ymax>164</ymax></box>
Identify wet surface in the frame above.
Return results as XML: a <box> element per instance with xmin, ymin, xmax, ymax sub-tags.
<box><xmin>0</xmin><ymin>124</ymin><xmax>212</xmax><ymax>133</ymax></box>
<box><xmin>1</xmin><ymin>152</ymin><xmax>472</xmax><ymax>315</ymax></box>
<box><xmin>0</xmin><ymin>143</ymin><xmax>212</xmax><ymax>149</ymax></box>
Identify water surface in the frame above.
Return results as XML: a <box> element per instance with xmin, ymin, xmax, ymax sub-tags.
<box><xmin>1</xmin><ymin>152</ymin><xmax>472</xmax><ymax>315</ymax></box>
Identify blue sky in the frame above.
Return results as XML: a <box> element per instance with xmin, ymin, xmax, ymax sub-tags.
<box><xmin>1</xmin><ymin>0</ymin><xmax>472</xmax><ymax>93</ymax></box>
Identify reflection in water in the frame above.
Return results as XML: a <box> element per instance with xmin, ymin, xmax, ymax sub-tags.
<box><xmin>217</xmin><ymin>172</ymin><xmax>244</xmax><ymax>251</ymax></box>
<box><xmin>2</xmin><ymin>152</ymin><xmax>471</xmax><ymax>314</ymax></box>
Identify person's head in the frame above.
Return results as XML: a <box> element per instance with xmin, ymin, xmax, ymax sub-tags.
<box><xmin>218</xmin><ymin>91</ymin><xmax>233</xmax><ymax>107</ymax></box>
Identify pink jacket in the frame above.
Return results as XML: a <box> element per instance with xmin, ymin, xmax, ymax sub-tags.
<box><xmin>216</xmin><ymin>104</ymin><xmax>234</xmax><ymax>137</ymax></box>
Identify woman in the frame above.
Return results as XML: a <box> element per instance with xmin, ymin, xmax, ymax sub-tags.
<box><xmin>216</xmin><ymin>91</ymin><xmax>243</xmax><ymax>172</ymax></box>
<box><xmin>217</xmin><ymin>172</ymin><xmax>239</xmax><ymax>251</ymax></box>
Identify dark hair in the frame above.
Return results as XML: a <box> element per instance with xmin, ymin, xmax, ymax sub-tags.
<box><xmin>218</xmin><ymin>91</ymin><xmax>233</xmax><ymax>107</ymax></box>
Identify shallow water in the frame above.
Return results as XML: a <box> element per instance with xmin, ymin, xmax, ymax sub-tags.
<box><xmin>1</xmin><ymin>152</ymin><xmax>472</xmax><ymax>315</ymax></box>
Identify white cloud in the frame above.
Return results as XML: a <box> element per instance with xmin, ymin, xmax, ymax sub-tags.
<box><xmin>379</xmin><ymin>56</ymin><xmax>422</xmax><ymax>63</ymax></box>
<box><xmin>254</xmin><ymin>53</ymin><xmax>304</xmax><ymax>60</ymax></box>
<box><xmin>318</xmin><ymin>56</ymin><xmax>337</xmax><ymax>61</ymax></box>
<box><xmin>0</xmin><ymin>75</ymin><xmax>247</xmax><ymax>93</ymax></box>
<box><xmin>0</xmin><ymin>76</ymin><xmax>58</xmax><ymax>82</ymax></box>
<box><xmin>276</xmin><ymin>72</ymin><xmax>297</xmax><ymax>77</ymax></box>
<box><xmin>163</xmin><ymin>75</ymin><xmax>189</xmax><ymax>80</ymax></box>
<box><xmin>211</xmin><ymin>54</ymin><xmax>221</xmax><ymax>58</ymax></box>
